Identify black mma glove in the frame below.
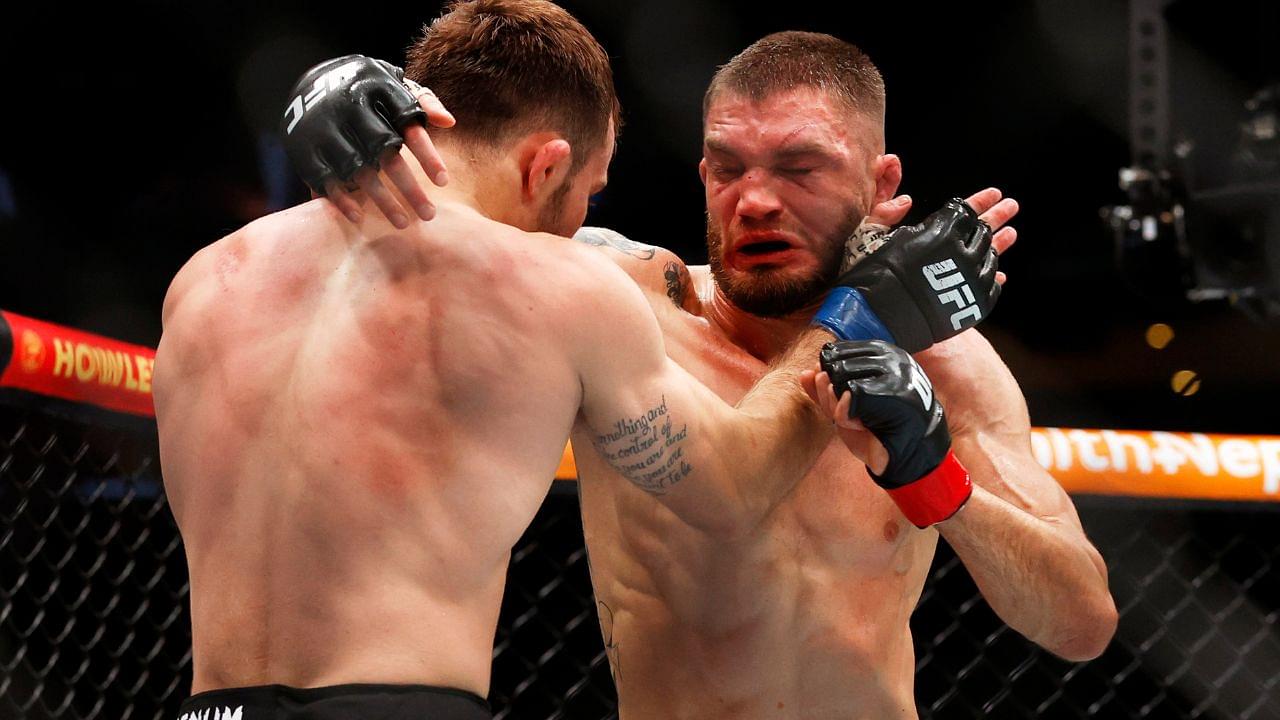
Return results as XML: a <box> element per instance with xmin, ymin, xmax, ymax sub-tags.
<box><xmin>820</xmin><ymin>340</ymin><xmax>972</xmax><ymax>527</ymax></box>
<box><xmin>280</xmin><ymin>55</ymin><xmax>427</xmax><ymax>194</ymax></box>
<box><xmin>812</xmin><ymin>199</ymin><xmax>999</xmax><ymax>353</ymax></box>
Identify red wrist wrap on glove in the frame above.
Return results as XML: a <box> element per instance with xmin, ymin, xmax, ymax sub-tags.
<box><xmin>885</xmin><ymin>450</ymin><xmax>972</xmax><ymax>528</ymax></box>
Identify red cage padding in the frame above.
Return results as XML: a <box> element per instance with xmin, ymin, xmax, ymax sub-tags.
<box><xmin>0</xmin><ymin>310</ymin><xmax>156</xmax><ymax>417</ymax></box>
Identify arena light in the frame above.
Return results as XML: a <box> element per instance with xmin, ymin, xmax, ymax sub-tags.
<box><xmin>1104</xmin><ymin>0</ymin><xmax>1280</xmax><ymax>320</ymax></box>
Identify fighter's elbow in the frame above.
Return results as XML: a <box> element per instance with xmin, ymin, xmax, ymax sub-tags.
<box><xmin>1047</xmin><ymin>593</ymin><xmax>1118</xmax><ymax>662</ymax></box>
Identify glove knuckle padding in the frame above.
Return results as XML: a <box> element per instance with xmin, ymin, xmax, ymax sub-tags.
<box><xmin>857</xmin><ymin>372</ymin><xmax>900</xmax><ymax>398</ymax></box>
<box><xmin>281</xmin><ymin>54</ymin><xmax>420</xmax><ymax>193</ymax></box>
<box><xmin>820</xmin><ymin>340</ymin><xmax>951</xmax><ymax>489</ymax></box>
<box><xmin>319</xmin><ymin>134</ymin><xmax>365</xmax><ymax>181</ymax></box>
<box><xmin>346</xmin><ymin>81</ymin><xmax>405</xmax><ymax>166</ymax></box>
<box><xmin>389</xmin><ymin>93</ymin><xmax>427</xmax><ymax>129</ymax></box>
<box><xmin>968</xmin><ymin>219</ymin><xmax>993</xmax><ymax>256</ymax></box>
<box><xmin>820</xmin><ymin>340</ymin><xmax>891</xmax><ymax>374</ymax></box>
<box><xmin>979</xmin><ymin>246</ymin><xmax>997</xmax><ymax>278</ymax></box>
<box><xmin>835</xmin><ymin>362</ymin><xmax>880</xmax><ymax>384</ymax></box>
<box><xmin>374</xmin><ymin>59</ymin><xmax>406</xmax><ymax>81</ymax></box>
<box><xmin>358</xmin><ymin>76</ymin><xmax>424</xmax><ymax>130</ymax></box>
<box><xmin>929</xmin><ymin>199</ymin><xmax>971</xmax><ymax>245</ymax></box>
<box><xmin>345</xmin><ymin>98</ymin><xmax>403</xmax><ymax>163</ymax></box>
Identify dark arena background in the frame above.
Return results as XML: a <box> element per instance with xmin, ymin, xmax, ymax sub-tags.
<box><xmin>2</xmin><ymin>0</ymin><xmax>1280</xmax><ymax>718</ymax></box>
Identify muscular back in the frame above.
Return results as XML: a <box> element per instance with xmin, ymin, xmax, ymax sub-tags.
<box><xmin>154</xmin><ymin>200</ymin><xmax>585</xmax><ymax>695</ymax></box>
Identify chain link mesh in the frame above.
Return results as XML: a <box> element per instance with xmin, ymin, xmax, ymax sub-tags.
<box><xmin>1</xmin><ymin>401</ymin><xmax>1277</xmax><ymax>719</ymax></box>
<box><xmin>914</xmin><ymin>504</ymin><xmax>1280</xmax><ymax>719</ymax></box>
<box><xmin>0</xmin><ymin>404</ymin><xmax>185</xmax><ymax>720</ymax></box>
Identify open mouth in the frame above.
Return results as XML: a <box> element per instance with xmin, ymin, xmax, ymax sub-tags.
<box><xmin>728</xmin><ymin>237</ymin><xmax>801</xmax><ymax>271</ymax></box>
<box><xmin>737</xmin><ymin>240</ymin><xmax>793</xmax><ymax>256</ymax></box>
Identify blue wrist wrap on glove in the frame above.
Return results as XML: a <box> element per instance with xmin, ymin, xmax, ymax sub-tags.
<box><xmin>812</xmin><ymin>287</ymin><xmax>897</xmax><ymax>344</ymax></box>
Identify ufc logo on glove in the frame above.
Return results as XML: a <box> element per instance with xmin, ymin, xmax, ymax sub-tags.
<box><xmin>282</xmin><ymin>60</ymin><xmax>364</xmax><ymax>135</ymax></box>
<box><xmin>923</xmin><ymin>259</ymin><xmax>982</xmax><ymax>331</ymax></box>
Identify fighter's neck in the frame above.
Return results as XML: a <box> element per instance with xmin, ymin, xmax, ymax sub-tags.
<box><xmin>699</xmin><ymin>273</ymin><xmax>824</xmax><ymax>363</ymax></box>
<box><xmin>385</xmin><ymin>145</ymin><xmax>522</xmax><ymax>227</ymax></box>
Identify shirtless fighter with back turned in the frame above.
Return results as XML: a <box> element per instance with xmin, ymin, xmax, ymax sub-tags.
<box><xmin>149</xmin><ymin>3</ymin><xmax>891</xmax><ymax>718</ymax></box>
<box><xmin>292</xmin><ymin>20</ymin><xmax>1119</xmax><ymax>719</ymax></box>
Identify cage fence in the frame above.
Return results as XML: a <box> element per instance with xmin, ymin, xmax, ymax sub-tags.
<box><xmin>2</xmin><ymin>399</ymin><xmax>1278</xmax><ymax>720</ymax></box>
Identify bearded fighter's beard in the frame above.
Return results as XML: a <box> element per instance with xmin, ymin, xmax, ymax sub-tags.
<box><xmin>705</xmin><ymin>213</ymin><xmax>861</xmax><ymax>318</ymax></box>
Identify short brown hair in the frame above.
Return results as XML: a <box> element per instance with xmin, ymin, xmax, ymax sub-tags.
<box><xmin>703</xmin><ymin>31</ymin><xmax>885</xmax><ymax>126</ymax></box>
<box><xmin>405</xmin><ymin>0</ymin><xmax>621</xmax><ymax>169</ymax></box>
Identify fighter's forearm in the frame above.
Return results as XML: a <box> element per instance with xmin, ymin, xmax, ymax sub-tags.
<box><xmin>589</xmin><ymin>328</ymin><xmax>832</xmax><ymax>535</ymax></box>
<box><xmin>937</xmin><ymin>475</ymin><xmax>1117</xmax><ymax>661</ymax></box>
<box><xmin>724</xmin><ymin>328</ymin><xmax>835</xmax><ymax>522</ymax></box>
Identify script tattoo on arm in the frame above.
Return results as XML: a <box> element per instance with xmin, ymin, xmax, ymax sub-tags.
<box><xmin>574</xmin><ymin>227</ymin><xmax>658</xmax><ymax>261</ymax></box>
<box><xmin>590</xmin><ymin>395</ymin><xmax>693</xmax><ymax>494</ymax></box>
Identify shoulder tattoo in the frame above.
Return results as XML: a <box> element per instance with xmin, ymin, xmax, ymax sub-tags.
<box><xmin>663</xmin><ymin>260</ymin><xmax>693</xmax><ymax>309</ymax></box>
<box><xmin>574</xmin><ymin>227</ymin><xmax>657</xmax><ymax>261</ymax></box>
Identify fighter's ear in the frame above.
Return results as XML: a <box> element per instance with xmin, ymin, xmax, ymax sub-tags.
<box><xmin>523</xmin><ymin>135</ymin><xmax>573</xmax><ymax>203</ymax></box>
<box><xmin>871</xmin><ymin>153</ymin><xmax>902</xmax><ymax>206</ymax></box>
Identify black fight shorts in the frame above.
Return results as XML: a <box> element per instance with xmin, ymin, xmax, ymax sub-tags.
<box><xmin>176</xmin><ymin>683</ymin><xmax>492</xmax><ymax>720</ymax></box>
